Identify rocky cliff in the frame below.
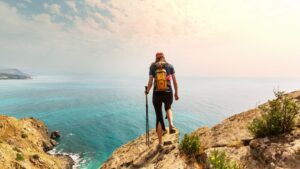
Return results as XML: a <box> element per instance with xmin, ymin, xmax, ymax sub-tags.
<box><xmin>99</xmin><ymin>90</ymin><xmax>300</xmax><ymax>169</ymax></box>
<box><xmin>100</xmin><ymin>128</ymin><xmax>195</xmax><ymax>169</ymax></box>
<box><xmin>0</xmin><ymin>115</ymin><xmax>73</xmax><ymax>169</ymax></box>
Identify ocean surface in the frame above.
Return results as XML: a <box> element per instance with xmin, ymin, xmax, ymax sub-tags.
<box><xmin>1</xmin><ymin>76</ymin><xmax>300</xmax><ymax>168</ymax></box>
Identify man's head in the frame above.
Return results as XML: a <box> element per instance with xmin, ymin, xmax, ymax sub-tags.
<box><xmin>155</xmin><ymin>52</ymin><xmax>166</xmax><ymax>62</ymax></box>
<box><xmin>156</xmin><ymin>52</ymin><xmax>164</xmax><ymax>58</ymax></box>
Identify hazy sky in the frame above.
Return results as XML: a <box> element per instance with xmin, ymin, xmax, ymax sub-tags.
<box><xmin>0</xmin><ymin>0</ymin><xmax>300</xmax><ymax>77</ymax></box>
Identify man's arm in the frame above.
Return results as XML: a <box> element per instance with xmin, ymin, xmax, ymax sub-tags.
<box><xmin>145</xmin><ymin>75</ymin><xmax>154</xmax><ymax>94</ymax></box>
<box><xmin>172</xmin><ymin>74</ymin><xmax>179</xmax><ymax>100</ymax></box>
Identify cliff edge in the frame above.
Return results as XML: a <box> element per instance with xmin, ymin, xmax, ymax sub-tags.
<box><xmin>0</xmin><ymin>115</ymin><xmax>73</xmax><ymax>169</ymax></box>
<box><xmin>99</xmin><ymin>90</ymin><xmax>300</xmax><ymax>169</ymax></box>
<box><xmin>100</xmin><ymin>128</ymin><xmax>196</xmax><ymax>169</ymax></box>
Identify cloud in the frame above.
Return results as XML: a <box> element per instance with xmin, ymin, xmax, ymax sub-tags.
<box><xmin>50</xmin><ymin>4</ymin><xmax>61</xmax><ymax>15</ymax></box>
<box><xmin>23</xmin><ymin>0</ymin><xmax>32</xmax><ymax>3</ymax></box>
<box><xmin>44</xmin><ymin>3</ymin><xmax>61</xmax><ymax>15</ymax></box>
<box><xmin>43</xmin><ymin>3</ymin><xmax>48</xmax><ymax>9</ymax></box>
<box><xmin>1</xmin><ymin>0</ymin><xmax>300</xmax><ymax>76</ymax></box>
<box><xmin>16</xmin><ymin>3</ymin><xmax>26</xmax><ymax>8</ymax></box>
<box><xmin>0</xmin><ymin>1</ymin><xmax>121</xmax><ymax>75</ymax></box>
<box><xmin>32</xmin><ymin>13</ymin><xmax>52</xmax><ymax>24</ymax></box>
<box><xmin>66</xmin><ymin>0</ymin><xmax>77</xmax><ymax>12</ymax></box>
<box><xmin>85</xmin><ymin>0</ymin><xmax>108</xmax><ymax>9</ymax></box>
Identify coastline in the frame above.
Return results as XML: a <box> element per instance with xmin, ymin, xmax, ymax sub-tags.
<box><xmin>48</xmin><ymin>147</ymin><xmax>85</xmax><ymax>169</ymax></box>
<box><xmin>0</xmin><ymin>115</ymin><xmax>74</xmax><ymax>169</ymax></box>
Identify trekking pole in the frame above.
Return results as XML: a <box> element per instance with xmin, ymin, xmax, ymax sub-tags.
<box><xmin>145</xmin><ymin>86</ymin><xmax>150</xmax><ymax>146</ymax></box>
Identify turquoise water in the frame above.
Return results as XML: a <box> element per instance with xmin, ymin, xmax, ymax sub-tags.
<box><xmin>1</xmin><ymin>76</ymin><xmax>300</xmax><ymax>168</ymax></box>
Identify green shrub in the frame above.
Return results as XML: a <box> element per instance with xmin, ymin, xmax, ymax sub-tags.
<box><xmin>209</xmin><ymin>150</ymin><xmax>242</xmax><ymax>169</ymax></box>
<box><xmin>21</xmin><ymin>133</ymin><xmax>28</xmax><ymax>139</ymax></box>
<box><xmin>180</xmin><ymin>133</ymin><xmax>200</xmax><ymax>156</ymax></box>
<box><xmin>248</xmin><ymin>91</ymin><xmax>300</xmax><ymax>137</ymax></box>
<box><xmin>16</xmin><ymin>153</ymin><xmax>24</xmax><ymax>161</ymax></box>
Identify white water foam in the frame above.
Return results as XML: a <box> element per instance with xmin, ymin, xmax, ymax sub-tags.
<box><xmin>48</xmin><ymin>147</ymin><xmax>87</xmax><ymax>169</ymax></box>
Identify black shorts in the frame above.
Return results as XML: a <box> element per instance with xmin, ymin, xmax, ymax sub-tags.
<box><xmin>152</xmin><ymin>92</ymin><xmax>173</xmax><ymax>111</ymax></box>
<box><xmin>152</xmin><ymin>91</ymin><xmax>173</xmax><ymax>131</ymax></box>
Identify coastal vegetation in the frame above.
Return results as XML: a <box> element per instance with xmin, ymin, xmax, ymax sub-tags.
<box><xmin>180</xmin><ymin>133</ymin><xmax>200</xmax><ymax>156</ymax></box>
<box><xmin>16</xmin><ymin>153</ymin><xmax>24</xmax><ymax>161</ymax></box>
<box><xmin>209</xmin><ymin>150</ymin><xmax>242</xmax><ymax>169</ymax></box>
<box><xmin>248</xmin><ymin>91</ymin><xmax>300</xmax><ymax>137</ymax></box>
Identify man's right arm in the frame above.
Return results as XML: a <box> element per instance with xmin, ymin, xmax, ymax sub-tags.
<box><xmin>172</xmin><ymin>74</ymin><xmax>179</xmax><ymax>100</ymax></box>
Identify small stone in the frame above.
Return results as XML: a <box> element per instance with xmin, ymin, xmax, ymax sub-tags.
<box><xmin>50</xmin><ymin>139</ymin><xmax>57</xmax><ymax>146</ymax></box>
<box><xmin>163</xmin><ymin>141</ymin><xmax>172</xmax><ymax>146</ymax></box>
<box><xmin>263</xmin><ymin>137</ymin><xmax>269</xmax><ymax>143</ymax></box>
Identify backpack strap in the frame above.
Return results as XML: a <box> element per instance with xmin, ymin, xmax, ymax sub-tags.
<box><xmin>155</xmin><ymin>62</ymin><xmax>168</xmax><ymax>69</ymax></box>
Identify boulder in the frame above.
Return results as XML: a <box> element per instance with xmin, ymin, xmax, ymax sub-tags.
<box><xmin>50</xmin><ymin>131</ymin><xmax>61</xmax><ymax>139</ymax></box>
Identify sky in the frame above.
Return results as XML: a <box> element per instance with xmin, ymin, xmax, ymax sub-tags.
<box><xmin>0</xmin><ymin>0</ymin><xmax>300</xmax><ymax>77</ymax></box>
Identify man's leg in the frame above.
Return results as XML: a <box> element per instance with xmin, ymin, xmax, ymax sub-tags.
<box><xmin>153</xmin><ymin>92</ymin><xmax>165</xmax><ymax>145</ymax></box>
<box><xmin>164</xmin><ymin>92</ymin><xmax>174</xmax><ymax>130</ymax></box>
<box><xmin>157</xmin><ymin>121</ymin><xmax>163</xmax><ymax>145</ymax></box>
<box><xmin>155</xmin><ymin>108</ymin><xmax>165</xmax><ymax>144</ymax></box>
<box><xmin>166</xmin><ymin>108</ymin><xmax>174</xmax><ymax>128</ymax></box>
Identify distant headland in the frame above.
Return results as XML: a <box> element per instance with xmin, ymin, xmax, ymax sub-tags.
<box><xmin>0</xmin><ymin>68</ymin><xmax>31</xmax><ymax>80</ymax></box>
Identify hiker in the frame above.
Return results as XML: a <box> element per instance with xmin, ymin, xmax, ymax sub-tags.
<box><xmin>145</xmin><ymin>52</ymin><xmax>179</xmax><ymax>148</ymax></box>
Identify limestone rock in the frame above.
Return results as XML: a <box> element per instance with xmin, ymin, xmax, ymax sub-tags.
<box><xmin>0</xmin><ymin>115</ymin><xmax>73</xmax><ymax>169</ymax></box>
<box><xmin>249</xmin><ymin>128</ymin><xmax>300</xmax><ymax>169</ymax></box>
<box><xmin>195</xmin><ymin>90</ymin><xmax>300</xmax><ymax>169</ymax></box>
<box><xmin>99</xmin><ymin>128</ymin><xmax>188</xmax><ymax>169</ymax></box>
<box><xmin>50</xmin><ymin>131</ymin><xmax>61</xmax><ymax>139</ymax></box>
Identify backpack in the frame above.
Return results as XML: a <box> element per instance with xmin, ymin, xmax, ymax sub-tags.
<box><xmin>155</xmin><ymin>62</ymin><xmax>169</xmax><ymax>91</ymax></box>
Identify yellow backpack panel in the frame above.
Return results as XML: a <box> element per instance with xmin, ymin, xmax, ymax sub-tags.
<box><xmin>155</xmin><ymin>66</ymin><xmax>168</xmax><ymax>91</ymax></box>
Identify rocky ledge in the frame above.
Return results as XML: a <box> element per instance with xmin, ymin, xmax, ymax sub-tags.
<box><xmin>0</xmin><ymin>115</ymin><xmax>74</xmax><ymax>169</ymax></box>
<box><xmin>99</xmin><ymin>90</ymin><xmax>300</xmax><ymax>169</ymax></box>
<box><xmin>100</xmin><ymin>128</ymin><xmax>192</xmax><ymax>169</ymax></box>
<box><xmin>193</xmin><ymin>90</ymin><xmax>300</xmax><ymax>169</ymax></box>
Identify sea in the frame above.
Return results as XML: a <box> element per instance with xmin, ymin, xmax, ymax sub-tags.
<box><xmin>0</xmin><ymin>76</ymin><xmax>299</xmax><ymax>169</ymax></box>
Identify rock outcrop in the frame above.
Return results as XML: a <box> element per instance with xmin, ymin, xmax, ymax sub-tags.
<box><xmin>0</xmin><ymin>115</ymin><xmax>73</xmax><ymax>169</ymax></box>
<box><xmin>100</xmin><ymin>90</ymin><xmax>300</xmax><ymax>169</ymax></box>
<box><xmin>0</xmin><ymin>68</ymin><xmax>31</xmax><ymax>80</ymax></box>
<box><xmin>100</xmin><ymin>128</ymin><xmax>195</xmax><ymax>169</ymax></box>
<box><xmin>194</xmin><ymin>90</ymin><xmax>300</xmax><ymax>169</ymax></box>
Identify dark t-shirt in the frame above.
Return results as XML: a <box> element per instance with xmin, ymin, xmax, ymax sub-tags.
<box><xmin>149</xmin><ymin>62</ymin><xmax>175</xmax><ymax>93</ymax></box>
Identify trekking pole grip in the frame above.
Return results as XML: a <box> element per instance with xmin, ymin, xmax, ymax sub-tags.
<box><xmin>145</xmin><ymin>86</ymin><xmax>148</xmax><ymax>94</ymax></box>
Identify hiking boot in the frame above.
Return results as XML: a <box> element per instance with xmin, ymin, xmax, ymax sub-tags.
<box><xmin>156</xmin><ymin>144</ymin><xmax>164</xmax><ymax>151</ymax></box>
<box><xmin>169</xmin><ymin>126</ymin><xmax>176</xmax><ymax>134</ymax></box>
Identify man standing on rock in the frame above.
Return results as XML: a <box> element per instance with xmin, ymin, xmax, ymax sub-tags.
<box><xmin>145</xmin><ymin>52</ymin><xmax>179</xmax><ymax>148</ymax></box>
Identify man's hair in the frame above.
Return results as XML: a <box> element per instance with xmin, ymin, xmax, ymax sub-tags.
<box><xmin>155</xmin><ymin>52</ymin><xmax>166</xmax><ymax>63</ymax></box>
